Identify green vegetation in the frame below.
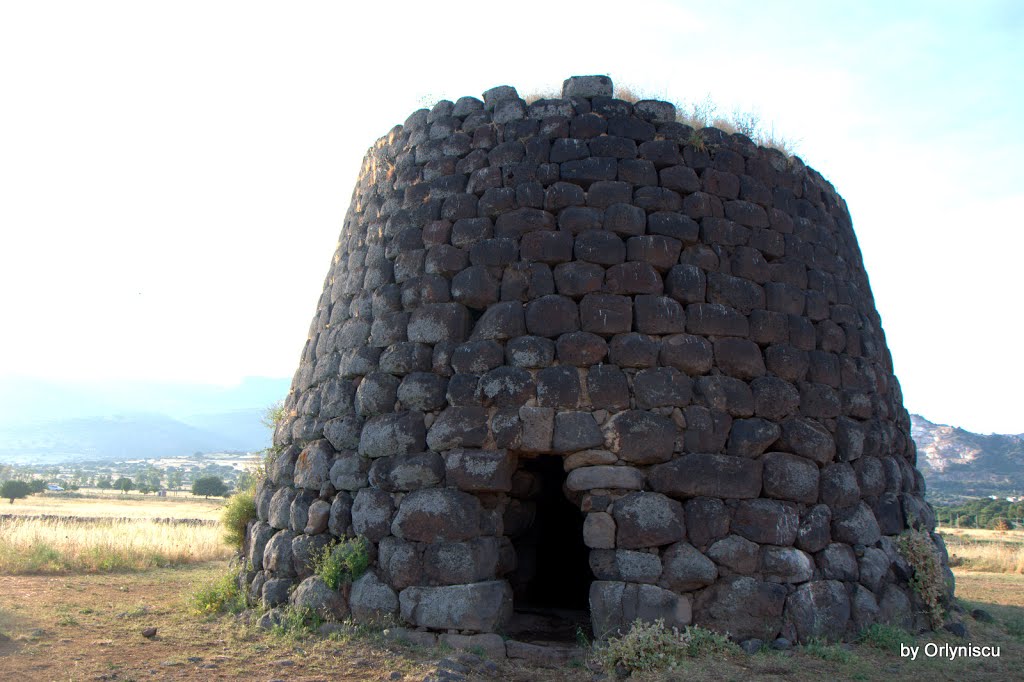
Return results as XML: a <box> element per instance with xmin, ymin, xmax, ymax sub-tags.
<box><xmin>898</xmin><ymin>529</ymin><xmax>947</xmax><ymax>628</ymax></box>
<box><xmin>313</xmin><ymin>537</ymin><xmax>370</xmax><ymax>590</ymax></box>
<box><xmin>800</xmin><ymin>638</ymin><xmax>854</xmax><ymax>663</ymax></box>
<box><xmin>221</xmin><ymin>487</ymin><xmax>257</xmax><ymax>548</ymax></box>
<box><xmin>192</xmin><ymin>475</ymin><xmax>228</xmax><ymax>498</ymax></box>
<box><xmin>597</xmin><ymin>618</ymin><xmax>738</xmax><ymax>674</ymax></box>
<box><xmin>113</xmin><ymin>477</ymin><xmax>133</xmax><ymax>493</ymax></box>
<box><xmin>933</xmin><ymin>498</ymin><xmax>1024</xmax><ymax>529</ymax></box>
<box><xmin>1</xmin><ymin>479</ymin><xmax>32</xmax><ymax>504</ymax></box>
<box><xmin>190</xmin><ymin>564</ymin><xmax>246</xmax><ymax>615</ymax></box>
<box><xmin>857</xmin><ymin>623</ymin><xmax>911</xmax><ymax>653</ymax></box>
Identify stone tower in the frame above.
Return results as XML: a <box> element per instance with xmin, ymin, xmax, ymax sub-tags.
<box><xmin>242</xmin><ymin>75</ymin><xmax>953</xmax><ymax>645</ymax></box>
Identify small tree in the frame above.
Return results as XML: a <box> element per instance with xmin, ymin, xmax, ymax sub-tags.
<box><xmin>1</xmin><ymin>480</ymin><xmax>32</xmax><ymax>504</ymax></box>
<box><xmin>192</xmin><ymin>476</ymin><xmax>228</xmax><ymax>498</ymax></box>
<box><xmin>28</xmin><ymin>479</ymin><xmax>47</xmax><ymax>494</ymax></box>
<box><xmin>113</xmin><ymin>477</ymin><xmax>134</xmax><ymax>494</ymax></box>
<box><xmin>96</xmin><ymin>476</ymin><xmax>112</xmax><ymax>489</ymax></box>
<box><xmin>166</xmin><ymin>471</ymin><xmax>183</xmax><ymax>491</ymax></box>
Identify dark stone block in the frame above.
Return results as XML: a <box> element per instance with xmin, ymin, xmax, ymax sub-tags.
<box><xmin>634</xmin><ymin>186</ymin><xmax>682</xmax><ymax>212</ymax></box>
<box><xmin>626</xmin><ymin>235</ymin><xmax>682</xmax><ymax>271</ymax></box>
<box><xmin>426</xmin><ymin>406</ymin><xmax>489</xmax><ymax>450</ymax></box>
<box><xmin>553</xmin><ymin>261</ymin><xmax>604</xmax><ymax>297</ymax></box>
<box><xmin>695</xmin><ymin>375</ymin><xmax>754</xmax><ymax>417</ymax></box>
<box><xmin>707</xmin><ymin>272</ymin><xmax>765</xmax><ymax>314</ymax></box>
<box><xmin>505</xmin><ymin>335</ymin><xmax>555</xmax><ymax>368</ymax></box>
<box><xmin>570</xmin><ymin>112</ymin><xmax>607</xmax><ymax>138</ymax></box>
<box><xmin>451</xmin><ymin>340</ymin><xmax>504</xmax><ymax>374</ymax></box>
<box><xmin>525</xmin><ymin>294</ymin><xmax>580</xmax><ymax>337</ymax></box>
<box><xmin>557</xmin><ymin>206</ymin><xmax>603</xmax><ymax>233</ymax></box>
<box><xmin>733</xmin><ymin>499</ymin><xmax>799</xmax><ymax>545</ymax></box>
<box><xmin>450</xmin><ymin>266</ymin><xmax>500</xmax><ymax>310</ymax></box>
<box><xmin>659</xmin><ymin>165</ymin><xmax>700</xmax><ymax>193</ymax></box>
<box><xmin>550</xmin><ymin>138</ymin><xmax>589</xmax><ymax>163</ymax></box>
<box><xmin>634</xmin><ymin>367</ymin><xmax>692</xmax><ymax>408</ymax></box>
<box><xmin>560</xmin><ymin>157</ymin><xmax>618</xmax><ymax>187</ymax></box>
<box><xmin>714</xmin><ymin>338</ymin><xmax>766</xmax><ymax>379</ymax></box>
<box><xmin>493</xmin><ymin>207</ymin><xmax>555</xmax><ymax>238</ymax></box>
<box><xmin>552</xmin><ymin>412</ymin><xmax>604</xmax><ymax>453</ymax></box>
<box><xmin>660</xmin><ymin>334</ymin><xmax>713</xmax><ymax>374</ymax></box>
<box><xmin>574</xmin><ymin>230</ymin><xmax>626</xmax><ymax>265</ymax></box>
<box><xmin>604</xmin><ymin>262</ymin><xmax>663</xmax><ymax>295</ymax></box>
<box><xmin>471</xmin><ymin>301</ymin><xmax>527</xmax><ymax>341</ymax></box>
<box><xmin>543</xmin><ymin>181</ymin><xmax>586</xmax><ymax>211</ymax></box>
<box><xmin>604</xmin><ymin>203</ymin><xmax>647</xmax><ymax>236</ymax></box>
<box><xmin>536</xmin><ymin>365</ymin><xmax>581</xmax><ymax>409</ymax></box>
<box><xmin>586</xmin><ymin>180</ymin><xmax>632</xmax><ymax>208</ymax></box>
<box><xmin>686</xmin><ymin>303</ymin><xmax>748</xmax><ymax>337</ymax></box>
<box><xmin>589</xmin><ymin>135</ymin><xmax>638</xmax><ymax>159</ymax></box>
<box><xmin>606</xmin><ymin>410</ymin><xmax>676</xmax><ymax>464</ymax></box>
<box><xmin>634</xmin><ymin>295</ymin><xmax>686</xmax><ymax>334</ymax></box>
<box><xmin>556</xmin><ymin>331</ymin><xmax>608</xmax><ymax>366</ymax></box>
<box><xmin>587</xmin><ymin>365</ymin><xmax>630</xmax><ymax>411</ymax></box>
<box><xmin>580</xmin><ymin>293</ymin><xmax>633</xmax><ymax>335</ymax></box>
<box><xmin>608</xmin><ymin>333</ymin><xmax>660</xmax><ymax>368</ymax></box>
<box><xmin>618</xmin><ymin>158</ymin><xmax>658</xmax><ymax>186</ymax></box>
<box><xmin>408</xmin><ymin>303</ymin><xmax>471</xmax><ymax>344</ymax></box>
<box><xmin>478</xmin><ymin>366</ymin><xmax>536</xmax><ymax>407</ymax></box>
<box><xmin>612</xmin><ymin>492</ymin><xmax>685</xmax><ymax>549</ymax></box>
<box><xmin>650</xmin><ymin>453</ymin><xmax>763</xmax><ymax>499</ymax></box>
<box><xmin>648</xmin><ymin>212</ymin><xmax>699</xmax><ymax>244</ymax></box>
<box><xmin>469</xmin><ymin>238</ymin><xmax>518</xmax><ymax>267</ymax></box>
<box><xmin>638</xmin><ymin>140</ymin><xmax>683</xmax><ymax>168</ymax></box>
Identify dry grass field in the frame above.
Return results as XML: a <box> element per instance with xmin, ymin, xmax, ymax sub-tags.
<box><xmin>938</xmin><ymin>527</ymin><xmax>1024</xmax><ymax>574</ymax></box>
<box><xmin>2</xmin><ymin>490</ymin><xmax>226</xmax><ymax>521</ymax></box>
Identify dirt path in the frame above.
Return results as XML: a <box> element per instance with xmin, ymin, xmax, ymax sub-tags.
<box><xmin>0</xmin><ymin>563</ymin><xmax>443</xmax><ymax>681</ymax></box>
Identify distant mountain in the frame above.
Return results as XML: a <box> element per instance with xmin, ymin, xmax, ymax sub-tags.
<box><xmin>0</xmin><ymin>376</ymin><xmax>291</xmax><ymax>463</ymax></box>
<box><xmin>911</xmin><ymin>414</ymin><xmax>1024</xmax><ymax>499</ymax></box>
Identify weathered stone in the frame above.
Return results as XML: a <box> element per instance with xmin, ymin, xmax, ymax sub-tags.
<box><xmin>289</xmin><ymin>490</ymin><xmax>316</xmax><ymax>533</ymax></box>
<box><xmin>359</xmin><ymin>412</ymin><xmax>427</xmax><ymax>459</ymax></box>
<box><xmin>567</xmin><ymin>465</ymin><xmax>644</xmax><ymax>491</ymax></box>
<box><xmin>505</xmin><ymin>335</ymin><xmax>554</xmax><ymax>368</ymax></box>
<box><xmin>694</xmin><ymin>577</ymin><xmax>787</xmax><ymax>641</ymax></box>
<box><xmin>525</xmin><ymin>294</ymin><xmax>579</xmax><ymax>337</ymax></box>
<box><xmin>611</xmin><ymin>492</ymin><xmax>685</xmax><ymax>549</ymax></box>
<box><xmin>633</xmin><ymin>367</ymin><xmax>692</xmax><ymax>409</ymax></box>
<box><xmin>391</xmin><ymin>488</ymin><xmax>481</xmax><ymax>543</ymax></box>
<box><xmin>615</xmin><ymin>550</ymin><xmax>662</xmax><ymax>583</ymax></box>
<box><xmin>590</xmin><ymin>581</ymin><xmax>692</xmax><ymax>637</ymax></box>
<box><xmin>407</xmin><ymin>303</ymin><xmax>471</xmax><ymax>343</ymax></box>
<box><xmin>348</xmin><ymin>571</ymin><xmax>399</xmax><ymax>622</ymax></box>
<box><xmin>683</xmin><ymin>497</ymin><xmax>730</xmax><ymax>549</ymax></box>
<box><xmin>832</xmin><ymin>502</ymin><xmax>881</xmax><ymax>546</ymax></box>
<box><xmin>263</xmin><ymin>530</ymin><xmax>296</xmax><ymax>577</ymax></box>
<box><xmin>555</xmin><ymin>331</ymin><xmax>607</xmax><ymax>366</ymax></box>
<box><xmin>268</xmin><ymin>487</ymin><xmax>297</xmax><ymax>530</ymax></box>
<box><xmin>247</xmin><ymin>522</ymin><xmax>276</xmax><ymax>571</ymax></box>
<box><xmin>818</xmin><ymin>543</ymin><xmax>858</xmax><ymax>581</ymax></box>
<box><xmin>707</xmin><ymin>535</ymin><xmax>761</xmax><ymax>574</ymax></box>
<box><xmin>587</xmin><ymin>365</ymin><xmax>630</xmax><ymax>411</ymax></box>
<box><xmin>426</xmin><ymin>406</ymin><xmax>488</xmax><ymax>450</ymax></box>
<box><xmin>423</xmin><ymin>537</ymin><xmax>500</xmax><ymax>585</ymax></box>
<box><xmin>351</xmin><ymin>488</ymin><xmax>394</xmax><ymax>542</ymax></box>
<box><xmin>444</xmin><ymin>449</ymin><xmax>514</xmax><ymax>492</ymax></box>
<box><xmin>732</xmin><ymin>499</ymin><xmax>799</xmax><ymax>545</ymax></box>
<box><xmin>650</xmin><ymin>454</ymin><xmax>763</xmax><ymax>499</ymax></box>
<box><xmin>660</xmin><ymin>542</ymin><xmax>717</xmax><ymax>591</ymax></box>
<box><xmin>291</xmin><ymin>575</ymin><xmax>349</xmax><ymax>621</ymax></box>
<box><xmin>762</xmin><ymin>452</ymin><xmax>819</xmax><ymax>504</ymax></box>
<box><xmin>328</xmin><ymin>493</ymin><xmax>352</xmax><ymax>537</ymax></box>
<box><xmin>728</xmin><ymin>419</ymin><xmax>782</xmax><ymax>457</ymax></box>
<box><xmin>304</xmin><ymin>499</ymin><xmax>331</xmax><ymax>535</ymax></box>
<box><xmin>604</xmin><ymin>410</ymin><xmax>676</xmax><ymax>464</ymax></box>
<box><xmin>714</xmin><ymin>338</ymin><xmax>766</xmax><ymax>379</ymax></box>
<box><xmin>784</xmin><ymin>580</ymin><xmax>850</xmax><ymax>643</ymax></box>
<box><xmin>796</xmin><ymin>504</ymin><xmax>832</xmax><ymax>553</ymax></box>
<box><xmin>329</xmin><ymin>452</ymin><xmax>370</xmax><ymax>491</ymax></box>
<box><xmin>400</xmin><ymin>581</ymin><xmax>512</xmax><ymax>632</ymax></box>
<box><xmin>858</xmin><ymin>547</ymin><xmax>890</xmax><ymax>593</ymax></box>
<box><xmin>368</xmin><ymin>451</ymin><xmax>445</xmax><ymax>492</ymax></box>
<box><xmin>583</xmin><ymin>512</ymin><xmax>616</xmax><ymax>549</ymax></box>
<box><xmin>552</xmin><ymin>411</ymin><xmax>604</xmax><ymax>452</ymax></box>
<box><xmin>293</xmin><ymin>440</ymin><xmax>335</xmax><ymax>490</ymax></box>
<box><xmin>778</xmin><ymin>417</ymin><xmax>835</xmax><ymax>464</ymax></box>
<box><xmin>819</xmin><ymin>463</ymin><xmax>861</xmax><ymax>507</ymax></box>
<box><xmin>518</xmin><ymin>406</ymin><xmax>554</xmax><ymax>453</ymax></box>
<box><xmin>762</xmin><ymin>547</ymin><xmax>814</xmax><ymax>583</ymax></box>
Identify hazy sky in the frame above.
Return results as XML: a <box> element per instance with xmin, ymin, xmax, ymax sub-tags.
<box><xmin>1</xmin><ymin>1</ymin><xmax>1022</xmax><ymax>434</ymax></box>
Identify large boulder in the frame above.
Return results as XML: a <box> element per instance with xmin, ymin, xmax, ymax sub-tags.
<box><xmin>399</xmin><ymin>581</ymin><xmax>513</xmax><ymax>632</ymax></box>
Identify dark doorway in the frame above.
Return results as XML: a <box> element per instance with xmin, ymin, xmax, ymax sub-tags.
<box><xmin>507</xmin><ymin>455</ymin><xmax>592</xmax><ymax>641</ymax></box>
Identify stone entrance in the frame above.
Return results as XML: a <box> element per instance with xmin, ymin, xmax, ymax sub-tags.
<box><xmin>506</xmin><ymin>455</ymin><xmax>592</xmax><ymax>640</ymax></box>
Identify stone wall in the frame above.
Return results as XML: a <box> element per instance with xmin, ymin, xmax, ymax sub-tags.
<box><xmin>241</xmin><ymin>75</ymin><xmax>954</xmax><ymax>644</ymax></box>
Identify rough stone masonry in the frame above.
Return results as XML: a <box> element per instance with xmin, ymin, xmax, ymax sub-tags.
<box><xmin>240</xmin><ymin>74</ymin><xmax>955</xmax><ymax>645</ymax></box>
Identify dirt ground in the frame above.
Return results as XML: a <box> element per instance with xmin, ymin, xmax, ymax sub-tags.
<box><xmin>1</xmin><ymin>563</ymin><xmax>1023</xmax><ymax>682</ymax></box>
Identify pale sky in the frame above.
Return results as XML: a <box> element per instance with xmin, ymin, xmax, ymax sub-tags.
<box><xmin>1</xmin><ymin>1</ymin><xmax>1022</xmax><ymax>434</ymax></box>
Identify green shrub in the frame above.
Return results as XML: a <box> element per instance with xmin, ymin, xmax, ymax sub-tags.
<box><xmin>313</xmin><ymin>537</ymin><xmax>369</xmax><ymax>590</ymax></box>
<box><xmin>858</xmin><ymin>623</ymin><xmax>911</xmax><ymax>653</ymax></box>
<box><xmin>599</xmin><ymin>618</ymin><xmax>737</xmax><ymax>673</ymax></box>
<box><xmin>221</xmin><ymin>489</ymin><xmax>257</xmax><ymax>549</ymax></box>
<box><xmin>190</xmin><ymin>566</ymin><xmax>245</xmax><ymax>615</ymax></box>
<box><xmin>898</xmin><ymin>529</ymin><xmax>946</xmax><ymax>628</ymax></box>
<box><xmin>801</xmin><ymin>638</ymin><xmax>854</xmax><ymax>663</ymax></box>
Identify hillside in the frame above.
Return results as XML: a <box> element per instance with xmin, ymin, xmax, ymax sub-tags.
<box><xmin>912</xmin><ymin>414</ymin><xmax>1024</xmax><ymax>499</ymax></box>
<box><xmin>0</xmin><ymin>376</ymin><xmax>290</xmax><ymax>463</ymax></box>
